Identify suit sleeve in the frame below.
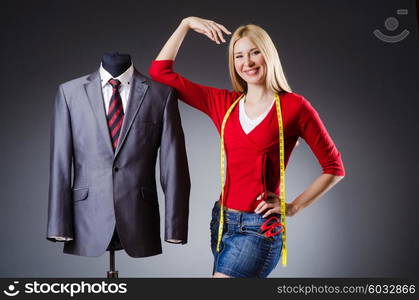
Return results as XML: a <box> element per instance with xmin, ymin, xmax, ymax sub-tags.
<box><xmin>159</xmin><ymin>87</ymin><xmax>190</xmax><ymax>244</ymax></box>
<box><xmin>298</xmin><ymin>98</ymin><xmax>346</xmax><ymax>176</ymax></box>
<box><xmin>46</xmin><ymin>85</ymin><xmax>74</xmax><ymax>242</ymax></box>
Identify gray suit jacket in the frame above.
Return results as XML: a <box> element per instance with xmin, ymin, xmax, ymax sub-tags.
<box><xmin>47</xmin><ymin>68</ymin><xmax>190</xmax><ymax>257</ymax></box>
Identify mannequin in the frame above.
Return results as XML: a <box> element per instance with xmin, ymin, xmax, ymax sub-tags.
<box><xmin>48</xmin><ymin>49</ymin><xmax>190</xmax><ymax>278</ymax></box>
<box><xmin>101</xmin><ymin>51</ymin><xmax>132</xmax><ymax>278</ymax></box>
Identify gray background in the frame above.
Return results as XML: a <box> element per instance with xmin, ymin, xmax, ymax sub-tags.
<box><xmin>1</xmin><ymin>0</ymin><xmax>418</xmax><ymax>277</ymax></box>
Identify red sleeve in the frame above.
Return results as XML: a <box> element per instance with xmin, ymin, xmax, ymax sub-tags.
<box><xmin>298</xmin><ymin>97</ymin><xmax>346</xmax><ymax>176</ymax></box>
<box><xmin>149</xmin><ymin>60</ymin><xmax>239</xmax><ymax>132</ymax></box>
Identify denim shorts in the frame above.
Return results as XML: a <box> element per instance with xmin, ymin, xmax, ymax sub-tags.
<box><xmin>210</xmin><ymin>201</ymin><xmax>283</xmax><ymax>278</ymax></box>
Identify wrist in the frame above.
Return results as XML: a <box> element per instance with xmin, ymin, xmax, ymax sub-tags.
<box><xmin>291</xmin><ymin>201</ymin><xmax>302</xmax><ymax>213</ymax></box>
<box><xmin>180</xmin><ymin>17</ymin><xmax>191</xmax><ymax>29</ymax></box>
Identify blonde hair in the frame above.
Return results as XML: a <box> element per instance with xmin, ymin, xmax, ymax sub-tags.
<box><xmin>228</xmin><ymin>24</ymin><xmax>292</xmax><ymax>94</ymax></box>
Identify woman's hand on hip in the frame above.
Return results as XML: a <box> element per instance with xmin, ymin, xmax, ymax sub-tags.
<box><xmin>254</xmin><ymin>191</ymin><xmax>281</xmax><ymax>218</ymax></box>
<box><xmin>255</xmin><ymin>191</ymin><xmax>299</xmax><ymax>217</ymax></box>
<box><xmin>182</xmin><ymin>16</ymin><xmax>231</xmax><ymax>44</ymax></box>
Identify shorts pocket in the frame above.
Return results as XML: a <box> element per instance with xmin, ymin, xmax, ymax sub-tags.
<box><xmin>240</xmin><ymin>224</ymin><xmax>275</xmax><ymax>242</ymax></box>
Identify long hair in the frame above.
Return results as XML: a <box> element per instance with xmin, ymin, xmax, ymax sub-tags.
<box><xmin>228</xmin><ymin>24</ymin><xmax>292</xmax><ymax>94</ymax></box>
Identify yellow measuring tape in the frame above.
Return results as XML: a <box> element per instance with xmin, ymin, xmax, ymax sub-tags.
<box><xmin>217</xmin><ymin>93</ymin><xmax>287</xmax><ymax>267</ymax></box>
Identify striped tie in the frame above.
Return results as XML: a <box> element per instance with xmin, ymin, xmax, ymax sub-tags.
<box><xmin>107</xmin><ymin>79</ymin><xmax>124</xmax><ymax>151</ymax></box>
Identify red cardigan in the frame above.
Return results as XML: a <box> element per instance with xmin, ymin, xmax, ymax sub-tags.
<box><xmin>149</xmin><ymin>60</ymin><xmax>345</xmax><ymax>212</ymax></box>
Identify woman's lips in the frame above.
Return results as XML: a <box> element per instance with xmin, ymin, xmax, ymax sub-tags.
<box><xmin>244</xmin><ymin>67</ymin><xmax>260</xmax><ymax>76</ymax></box>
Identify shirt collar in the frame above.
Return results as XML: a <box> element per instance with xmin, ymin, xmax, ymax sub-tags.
<box><xmin>99</xmin><ymin>63</ymin><xmax>134</xmax><ymax>88</ymax></box>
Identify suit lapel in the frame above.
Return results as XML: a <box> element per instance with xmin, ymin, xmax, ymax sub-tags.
<box><xmin>114</xmin><ymin>70</ymin><xmax>149</xmax><ymax>158</ymax></box>
<box><xmin>84</xmin><ymin>71</ymin><xmax>114</xmax><ymax>154</ymax></box>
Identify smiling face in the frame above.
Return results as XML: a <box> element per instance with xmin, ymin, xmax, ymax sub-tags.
<box><xmin>233</xmin><ymin>36</ymin><xmax>267</xmax><ymax>87</ymax></box>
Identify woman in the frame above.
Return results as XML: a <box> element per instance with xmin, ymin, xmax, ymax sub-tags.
<box><xmin>149</xmin><ymin>16</ymin><xmax>345</xmax><ymax>278</ymax></box>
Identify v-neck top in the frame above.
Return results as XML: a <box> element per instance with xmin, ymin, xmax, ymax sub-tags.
<box><xmin>239</xmin><ymin>96</ymin><xmax>276</xmax><ymax>134</ymax></box>
<box><xmin>149</xmin><ymin>60</ymin><xmax>345</xmax><ymax>212</ymax></box>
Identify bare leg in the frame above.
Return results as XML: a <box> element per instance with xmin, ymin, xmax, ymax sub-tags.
<box><xmin>212</xmin><ymin>272</ymin><xmax>232</xmax><ymax>278</ymax></box>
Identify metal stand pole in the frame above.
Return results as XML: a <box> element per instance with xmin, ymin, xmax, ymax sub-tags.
<box><xmin>107</xmin><ymin>250</ymin><xmax>118</xmax><ymax>278</ymax></box>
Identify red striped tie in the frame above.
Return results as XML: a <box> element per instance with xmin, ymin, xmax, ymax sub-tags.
<box><xmin>107</xmin><ymin>79</ymin><xmax>124</xmax><ymax>151</ymax></box>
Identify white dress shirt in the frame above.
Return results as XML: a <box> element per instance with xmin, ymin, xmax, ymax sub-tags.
<box><xmin>99</xmin><ymin>63</ymin><xmax>134</xmax><ymax>114</ymax></box>
<box><xmin>239</xmin><ymin>96</ymin><xmax>276</xmax><ymax>134</ymax></box>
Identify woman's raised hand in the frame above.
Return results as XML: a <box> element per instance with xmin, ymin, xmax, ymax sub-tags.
<box><xmin>182</xmin><ymin>16</ymin><xmax>231</xmax><ymax>44</ymax></box>
<box><xmin>155</xmin><ymin>17</ymin><xmax>231</xmax><ymax>62</ymax></box>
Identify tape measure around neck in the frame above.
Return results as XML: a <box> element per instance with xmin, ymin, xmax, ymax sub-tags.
<box><xmin>217</xmin><ymin>93</ymin><xmax>287</xmax><ymax>267</ymax></box>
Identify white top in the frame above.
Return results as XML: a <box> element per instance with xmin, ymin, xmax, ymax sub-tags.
<box><xmin>239</xmin><ymin>96</ymin><xmax>276</xmax><ymax>134</ymax></box>
<box><xmin>99</xmin><ymin>63</ymin><xmax>134</xmax><ymax>114</ymax></box>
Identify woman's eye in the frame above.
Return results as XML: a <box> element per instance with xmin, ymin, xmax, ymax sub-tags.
<box><xmin>252</xmin><ymin>51</ymin><xmax>260</xmax><ymax>55</ymax></box>
<box><xmin>235</xmin><ymin>55</ymin><xmax>243</xmax><ymax>59</ymax></box>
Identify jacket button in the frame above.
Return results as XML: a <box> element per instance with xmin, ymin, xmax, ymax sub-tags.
<box><xmin>113</xmin><ymin>166</ymin><xmax>119</xmax><ymax>172</ymax></box>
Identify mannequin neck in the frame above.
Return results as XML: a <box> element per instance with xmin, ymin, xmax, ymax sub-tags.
<box><xmin>101</xmin><ymin>52</ymin><xmax>132</xmax><ymax>77</ymax></box>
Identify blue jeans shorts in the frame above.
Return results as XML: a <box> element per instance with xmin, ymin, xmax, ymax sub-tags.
<box><xmin>210</xmin><ymin>201</ymin><xmax>283</xmax><ymax>278</ymax></box>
